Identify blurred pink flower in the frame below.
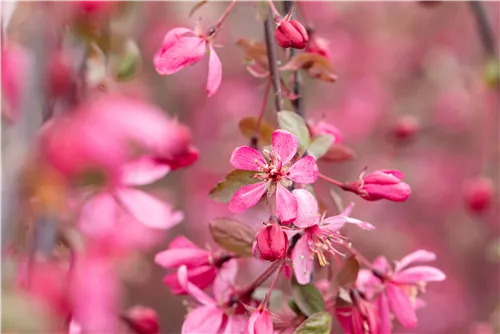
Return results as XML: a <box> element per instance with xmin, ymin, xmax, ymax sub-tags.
<box><xmin>307</xmin><ymin>119</ymin><xmax>344</xmax><ymax>144</ymax></box>
<box><xmin>229</xmin><ymin>130</ymin><xmax>318</xmax><ymax>223</ymax></box>
<box><xmin>253</xmin><ymin>223</ymin><xmax>289</xmax><ymax>262</ymax></box>
<box><xmin>176</xmin><ymin>265</ymin><xmax>247</xmax><ymax>334</ymax></box>
<box><xmin>344</xmin><ymin>170</ymin><xmax>411</xmax><ymax>202</ymax></box>
<box><xmin>245</xmin><ymin>309</ymin><xmax>273</xmax><ymax>334</ymax></box>
<box><xmin>1</xmin><ymin>44</ymin><xmax>29</xmax><ymax>122</ymax></box>
<box><xmin>305</xmin><ymin>35</ymin><xmax>332</xmax><ymax>60</ymax></box>
<box><xmin>291</xmin><ymin>189</ymin><xmax>374</xmax><ymax>284</ymax></box>
<box><xmin>154</xmin><ymin>27</ymin><xmax>222</xmax><ymax>97</ymax></box>
<box><xmin>463</xmin><ymin>176</ymin><xmax>494</xmax><ymax>214</ymax></box>
<box><xmin>123</xmin><ymin>306</ymin><xmax>160</xmax><ymax>334</ymax></box>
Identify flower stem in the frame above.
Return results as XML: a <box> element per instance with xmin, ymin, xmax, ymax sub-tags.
<box><xmin>346</xmin><ymin>245</ymin><xmax>373</xmax><ymax>270</ymax></box>
<box><xmin>267</xmin><ymin>1</ymin><xmax>282</xmax><ymax>20</ymax></box>
<box><xmin>251</xmin><ymin>79</ymin><xmax>272</xmax><ymax>148</ymax></box>
<box><xmin>264</xmin><ymin>11</ymin><xmax>284</xmax><ymax>112</ymax></box>
<box><xmin>318</xmin><ymin>173</ymin><xmax>345</xmax><ymax>188</ymax></box>
<box><xmin>214</xmin><ymin>0</ymin><xmax>238</xmax><ymax>30</ymax></box>
<box><xmin>263</xmin><ymin>261</ymin><xmax>284</xmax><ymax>306</ymax></box>
<box><xmin>237</xmin><ymin>260</ymin><xmax>281</xmax><ymax>298</ymax></box>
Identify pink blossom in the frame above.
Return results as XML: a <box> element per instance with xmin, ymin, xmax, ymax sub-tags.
<box><xmin>291</xmin><ymin>189</ymin><xmax>374</xmax><ymax>284</ymax></box>
<box><xmin>307</xmin><ymin>119</ymin><xmax>344</xmax><ymax>144</ymax></box>
<box><xmin>245</xmin><ymin>309</ymin><xmax>273</xmax><ymax>334</ymax></box>
<box><xmin>344</xmin><ymin>169</ymin><xmax>411</xmax><ymax>202</ymax></box>
<box><xmin>229</xmin><ymin>130</ymin><xmax>319</xmax><ymax>223</ymax></box>
<box><xmin>1</xmin><ymin>44</ymin><xmax>29</xmax><ymax>122</ymax></box>
<box><xmin>463</xmin><ymin>176</ymin><xmax>494</xmax><ymax>214</ymax></box>
<box><xmin>253</xmin><ymin>223</ymin><xmax>289</xmax><ymax>261</ymax></box>
<box><xmin>154</xmin><ymin>27</ymin><xmax>222</xmax><ymax>97</ymax></box>
<box><xmin>176</xmin><ymin>265</ymin><xmax>247</xmax><ymax>334</ymax></box>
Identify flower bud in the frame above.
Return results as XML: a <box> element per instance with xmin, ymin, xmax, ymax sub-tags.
<box><xmin>275</xmin><ymin>19</ymin><xmax>308</xmax><ymax>49</ymax></box>
<box><xmin>123</xmin><ymin>306</ymin><xmax>160</xmax><ymax>334</ymax></box>
<box><xmin>392</xmin><ymin>115</ymin><xmax>420</xmax><ymax>142</ymax></box>
<box><xmin>464</xmin><ymin>177</ymin><xmax>494</xmax><ymax>213</ymax></box>
<box><xmin>345</xmin><ymin>170</ymin><xmax>411</xmax><ymax>202</ymax></box>
<box><xmin>253</xmin><ymin>224</ymin><xmax>289</xmax><ymax>261</ymax></box>
<box><xmin>246</xmin><ymin>309</ymin><xmax>273</xmax><ymax>334</ymax></box>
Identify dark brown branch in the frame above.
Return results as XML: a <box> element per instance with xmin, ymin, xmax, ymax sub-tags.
<box><xmin>468</xmin><ymin>1</ymin><xmax>497</xmax><ymax>57</ymax></box>
<box><xmin>264</xmin><ymin>11</ymin><xmax>283</xmax><ymax>112</ymax></box>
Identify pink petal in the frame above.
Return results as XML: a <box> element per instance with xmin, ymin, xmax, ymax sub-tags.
<box><xmin>394</xmin><ymin>266</ymin><xmax>446</xmax><ymax>284</ymax></box>
<box><xmin>272</xmin><ymin>130</ymin><xmax>298</xmax><ymax>166</ymax></box>
<box><xmin>213</xmin><ymin>259</ymin><xmax>238</xmax><ymax>303</ymax></box>
<box><xmin>115</xmin><ymin>188</ymin><xmax>183</xmax><ymax>229</ymax></box>
<box><xmin>177</xmin><ymin>266</ymin><xmax>215</xmax><ymax>306</ymax></box>
<box><xmin>372</xmin><ymin>256</ymin><xmax>390</xmax><ymax>272</ymax></box>
<box><xmin>159</xmin><ymin>27</ymin><xmax>195</xmax><ymax>52</ymax></box>
<box><xmin>344</xmin><ymin>217</ymin><xmax>375</xmax><ymax>230</ymax></box>
<box><xmin>286</xmin><ymin>155</ymin><xmax>318</xmax><ymax>184</ymax></box>
<box><xmin>292</xmin><ymin>234</ymin><xmax>314</xmax><ymax>285</ymax></box>
<box><xmin>386</xmin><ymin>284</ymin><xmax>417</xmax><ymax>328</ymax></box>
<box><xmin>169</xmin><ymin>235</ymin><xmax>198</xmax><ymax>249</ymax></box>
<box><xmin>377</xmin><ymin>292</ymin><xmax>392</xmax><ymax>334</ymax></box>
<box><xmin>181</xmin><ymin>306</ymin><xmax>223</xmax><ymax>334</ymax></box>
<box><xmin>292</xmin><ymin>189</ymin><xmax>319</xmax><ymax>228</ymax></box>
<box><xmin>120</xmin><ymin>156</ymin><xmax>170</xmax><ymax>186</ymax></box>
<box><xmin>276</xmin><ymin>183</ymin><xmax>298</xmax><ymax>224</ymax></box>
<box><xmin>229</xmin><ymin>182</ymin><xmax>268</xmax><ymax>213</ymax></box>
<box><xmin>164</xmin><ymin>265</ymin><xmax>216</xmax><ymax>294</ymax></box>
<box><xmin>224</xmin><ymin>315</ymin><xmax>247</xmax><ymax>334</ymax></box>
<box><xmin>340</xmin><ymin>202</ymin><xmax>355</xmax><ymax>216</ymax></box>
<box><xmin>206</xmin><ymin>45</ymin><xmax>222</xmax><ymax>97</ymax></box>
<box><xmin>154</xmin><ymin>37</ymin><xmax>206</xmax><ymax>75</ymax></box>
<box><xmin>78</xmin><ymin>192</ymin><xmax>119</xmax><ymax>238</ymax></box>
<box><xmin>395</xmin><ymin>250</ymin><xmax>436</xmax><ymax>272</ymax></box>
<box><xmin>247</xmin><ymin>310</ymin><xmax>273</xmax><ymax>334</ymax></box>
<box><xmin>230</xmin><ymin>146</ymin><xmax>266</xmax><ymax>171</ymax></box>
<box><xmin>320</xmin><ymin>216</ymin><xmax>347</xmax><ymax>232</ymax></box>
<box><xmin>154</xmin><ymin>248</ymin><xmax>209</xmax><ymax>268</ymax></box>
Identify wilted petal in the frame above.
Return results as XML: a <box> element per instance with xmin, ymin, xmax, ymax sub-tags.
<box><xmin>287</xmin><ymin>155</ymin><xmax>318</xmax><ymax>184</ymax></box>
<box><xmin>181</xmin><ymin>306</ymin><xmax>223</xmax><ymax>334</ymax></box>
<box><xmin>394</xmin><ymin>266</ymin><xmax>446</xmax><ymax>284</ymax></box>
<box><xmin>386</xmin><ymin>284</ymin><xmax>417</xmax><ymax>328</ymax></box>
<box><xmin>292</xmin><ymin>189</ymin><xmax>319</xmax><ymax>228</ymax></box>
<box><xmin>177</xmin><ymin>266</ymin><xmax>215</xmax><ymax>306</ymax></box>
<box><xmin>213</xmin><ymin>259</ymin><xmax>238</xmax><ymax>303</ymax></box>
<box><xmin>120</xmin><ymin>156</ymin><xmax>170</xmax><ymax>186</ymax></box>
<box><xmin>206</xmin><ymin>45</ymin><xmax>222</xmax><ymax>97</ymax></box>
<box><xmin>292</xmin><ymin>234</ymin><xmax>314</xmax><ymax>285</ymax></box>
<box><xmin>154</xmin><ymin>248</ymin><xmax>209</xmax><ymax>268</ymax></box>
<box><xmin>154</xmin><ymin>37</ymin><xmax>206</xmax><ymax>75</ymax></box>
<box><xmin>276</xmin><ymin>183</ymin><xmax>298</xmax><ymax>224</ymax></box>
<box><xmin>395</xmin><ymin>250</ymin><xmax>437</xmax><ymax>272</ymax></box>
<box><xmin>115</xmin><ymin>188</ymin><xmax>183</xmax><ymax>229</ymax></box>
<box><xmin>272</xmin><ymin>130</ymin><xmax>298</xmax><ymax>165</ymax></box>
<box><xmin>377</xmin><ymin>293</ymin><xmax>392</xmax><ymax>334</ymax></box>
<box><xmin>230</xmin><ymin>146</ymin><xmax>266</xmax><ymax>171</ymax></box>
<box><xmin>229</xmin><ymin>182</ymin><xmax>267</xmax><ymax>213</ymax></box>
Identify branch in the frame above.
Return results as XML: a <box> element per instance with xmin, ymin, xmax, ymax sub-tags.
<box><xmin>264</xmin><ymin>11</ymin><xmax>283</xmax><ymax>112</ymax></box>
<box><xmin>468</xmin><ymin>1</ymin><xmax>497</xmax><ymax>57</ymax></box>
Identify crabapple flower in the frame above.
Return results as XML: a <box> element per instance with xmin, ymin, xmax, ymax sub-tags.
<box><xmin>229</xmin><ymin>130</ymin><xmax>318</xmax><ymax>223</ymax></box>
<box><xmin>463</xmin><ymin>176</ymin><xmax>494</xmax><ymax>213</ymax></box>
<box><xmin>245</xmin><ymin>308</ymin><xmax>273</xmax><ymax>334</ymax></box>
<box><xmin>275</xmin><ymin>19</ymin><xmax>308</xmax><ymax>49</ymax></box>
<box><xmin>358</xmin><ymin>250</ymin><xmax>446</xmax><ymax>332</ymax></box>
<box><xmin>336</xmin><ymin>289</ymin><xmax>379</xmax><ymax>334</ymax></box>
<box><xmin>155</xmin><ymin>236</ymin><xmax>234</xmax><ymax>294</ymax></box>
<box><xmin>123</xmin><ymin>306</ymin><xmax>160</xmax><ymax>334</ymax></box>
<box><xmin>154</xmin><ymin>27</ymin><xmax>222</xmax><ymax>97</ymax></box>
<box><xmin>253</xmin><ymin>223</ymin><xmax>289</xmax><ymax>261</ymax></box>
<box><xmin>344</xmin><ymin>170</ymin><xmax>411</xmax><ymax>202</ymax></box>
<box><xmin>176</xmin><ymin>265</ymin><xmax>247</xmax><ymax>334</ymax></box>
<box><xmin>291</xmin><ymin>189</ymin><xmax>374</xmax><ymax>284</ymax></box>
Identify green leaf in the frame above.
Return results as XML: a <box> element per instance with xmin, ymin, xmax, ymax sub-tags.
<box><xmin>336</xmin><ymin>256</ymin><xmax>360</xmax><ymax>288</ymax></box>
<box><xmin>307</xmin><ymin>135</ymin><xmax>334</xmax><ymax>159</ymax></box>
<box><xmin>484</xmin><ymin>57</ymin><xmax>500</xmax><ymax>88</ymax></box>
<box><xmin>209</xmin><ymin>217</ymin><xmax>255</xmax><ymax>256</ymax></box>
<box><xmin>209</xmin><ymin>170</ymin><xmax>260</xmax><ymax>203</ymax></box>
<box><xmin>116</xmin><ymin>40</ymin><xmax>141</xmax><ymax>81</ymax></box>
<box><xmin>291</xmin><ymin>276</ymin><xmax>325</xmax><ymax>316</ymax></box>
<box><xmin>277</xmin><ymin>111</ymin><xmax>310</xmax><ymax>155</ymax></box>
<box><xmin>293</xmin><ymin>311</ymin><xmax>332</xmax><ymax>334</ymax></box>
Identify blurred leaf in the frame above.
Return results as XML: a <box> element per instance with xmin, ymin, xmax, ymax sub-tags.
<box><xmin>209</xmin><ymin>217</ymin><xmax>255</xmax><ymax>256</ymax></box>
<box><xmin>484</xmin><ymin>57</ymin><xmax>500</xmax><ymax>88</ymax></box>
<box><xmin>253</xmin><ymin>288</ymin><xmax>283</xmax><ymax>311</ymax></box>
<box><xmin>291</xmin><ymin>276</ymin><xmax>325</xmax><ymax>316</ymax></box>
<box><xmin>281</xmin><ymin>53</ymin><xmax>337</xmax><ymax>82</ymax></box>
<box><xmin>209</xmin><ymin>170</ymin><xmax>261</xmax><ymax>203</ymax></box>
<box><xmin>308</xmin><ymin>134</ymin><xmax>334</xmax><ymax>159</ymax></box>
<box><xmin>336</xmin><ymin>256</ymin><xmax>360</xmax><ymax>288</ymax></box>
<box><xmin>293</xmin><ymin>312</ymin><xmax>332</xmax><ymax>334</ymax></box>
<box><xmin>238</xmin><ymin>117</ymin><xmax>275</xmax><ymax>145</ymax></box>
<box><xmin>288</xmin><ymin>298</ymin><xmax>304</xmax><ymax>316</ymax></box>
<box><xmin>278</xmin><ymin>111</ymin><xmax>310</xmax><ymax>155</ymax></box>
<box><xmin>236</xmin><ymin>38</ymin><xmax>268</xmax><ymax>69</ymax></box>
<box><xmin>116</xmin><ymin>40</ymin><xmax>141</xmax><ymax>81</ymax></box>
<box><xmin>321</xmin><ymin>144</ymin><xmax>356</xmax><ymax>162</ymax></box>
<box><xmin>189</xmin><ymin>1</ymin><xmax>208</xmax><ymax>17</ymax></box>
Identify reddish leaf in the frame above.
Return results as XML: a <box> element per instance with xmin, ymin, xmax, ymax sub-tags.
<box><xmin>336</xmin><ymin>256</ymin><xmax>360</xmax><ymax>288</ymax></box>
<box><xmin>238</xmin><ymin>117</ymin><xmax>275</xmax><ymax>145</ymax></box>
<box><xmin>236</xmin><ymin>38</ymin><xmax>268</xmax><ymax>70</ymax></box>
<box><xmin>281</xmin><ymin>53</ymin><xmax>338</xmax><ymax>83</ymax></box>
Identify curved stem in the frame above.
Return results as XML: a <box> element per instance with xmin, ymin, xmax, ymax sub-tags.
<box><xmin>267</xmin><ymin>0</ymin><xmax>282</xmax><ymax>20</ymax></box>
<box><xmin>214</xmin><ymin>1</ymin><xmax>238</xmax><ymax>30</ymax></box>
<box><xmin>318</xmin><ymin>173</ymin><xmax>345</xmax><ymax>188</ymax></box>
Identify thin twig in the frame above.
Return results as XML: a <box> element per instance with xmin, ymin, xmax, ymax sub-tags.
<box><xmin>264</xmin><ymin>11</ymin><xmax>283</xmax><ymax>112</ymax></box>
<box><xmin>468</xmin><ymin>1</ymin><xmax>497</xmax><ymax>57</ymax></box>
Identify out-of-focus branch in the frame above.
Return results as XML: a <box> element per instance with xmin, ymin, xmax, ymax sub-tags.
<box><xmin>264</xmin><ymin>10</ymin><xmax>283</xmax><ymax>112</ymax></box>
<box><xmin>468</xmin><ymin>1</ymin><xmax>497</xmax><ymax>57</ymax></box>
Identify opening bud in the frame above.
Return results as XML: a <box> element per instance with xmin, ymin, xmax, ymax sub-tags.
<box><xmin>275</xmin><ymin>19</ymin><xmax>308</xmax><ymax>49</ymax></box>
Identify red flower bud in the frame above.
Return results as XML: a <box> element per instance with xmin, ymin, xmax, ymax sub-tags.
<box><xmin>345</xmin><ymin>170</ymin><xmax>411</xmax><ymax>202</ymax></box>
<box><xmin>392</xmin><ymin>115</ymin><xmax>420</xmax><ymax>142</ymax></box>
<box><xmin>275</xmin><ymin>19</ymin><xmax>308</xmax><ymax>49</ymax></box>
<box><xmin>464</xmin><ymin>177</ymin><xmax>494</xmax><ymax>213</ymax></box>
<box><xmin>253</xmin><ymin>224</ymin><xmax>289</xmax><ymax>261</ymax></box>
<box><xmin>123</xmin><ymin>306</ymin><xmax>160</xmax><ymax>334</ymax></box>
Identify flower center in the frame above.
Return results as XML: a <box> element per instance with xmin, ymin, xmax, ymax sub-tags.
<box><xmin>306</xmin><ymin>226</ymin><xmax>352</xmax><ymax>266</ymax></box>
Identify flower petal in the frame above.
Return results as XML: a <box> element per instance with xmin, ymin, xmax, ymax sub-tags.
<box><xmin>395</xmin><ymin>250</ymin><xmax>436</xmax><ymax>272</ymax></box>
<box><xmin>292</xmin><ymin>234</ymin><xmax>314</xmax><ymax>285</ymax></box>
<box><xmin>229</xmin><ymin>182</ymin><xmax>267</xmax><ymax>213</ymax></box>
<box><xmin>115</xmin><ymin>188</ymin><xmax>183</xmax><ymax>229</ymax></box>
<box><xmin>164</xmin><ymin>265</ymin><xmax>216</xmax><ymax>294</ymax></box>
<box><xmin>213</xmin><ymin>259</ymin><xmax>238</xmax><ymax>303</ymax></box>
<box><xmin>372</xmin><ymin>256</ymin><xmax>390</xmax><ymax>272</ymax></box>
<box><xmin>120</xmin><ymin>156</ymin><xmax>170</xmax><ymax>186</ymax></box>
<box><xmin>276</xmin><ymin>183</ymin><xmax>298</xmax><ymax>224</ymax></box>
<box><xmin>154</xmin><ymin>248</ymin><xmax>209</xmax><ymax>268</ymax></box>
<box><xmin>224</xmin><ymin>315</ymin><xmax>247</xmax><ymax>334</ymax></box>
<box><xmin>177</xmin><ymin>266</ymin><xmax>215</xmax><ymax>306</ymax></box>
<box><xmin>159</xmin><ymin>27</ymin><xmax>195</xmax><ymax>52</ymax></box>
<box><xmin>287</xmin><ymin>155</ymin><xmax>319</xmax><ymax>184</ymax></box>
<box><xmin>181</xmin><ymin>306</ymin><xmax>223</xmax><ymax>334</ymax></box>
<box><xmin>169</xmin><ymin>235</ymin><xmax>198</xmax><ymax>249</ymax></box>
<box><xmin>247</xmin><ymin>310</ymin><xmax>273</xmax><ymax>334</ymax></box>
<box><xmin>154</xmin><ymin>37</ymin><xmax>206</xmax><ymax>75</ymax></box>
<box><xmin>230</xmin><ymin>146</ymin><xmax>266</xmax><ymax>171</ymax></box>
<box><xmin>394</xmin><ymin>266</ymin><xmax>446</xmax><ymax>284</ymax></box>
<box><xmin>272</xmin><ymin>130</ymin><xmax>298</xmax><ymax>165</ymax></box>
<box><xmin>386</xmin><ymin>284</ymin><xmax>417</xmax><ymax>328</ymax></box>
<box><xmin>292</xmin><ymin>189</ymin><xmax>319</xmax><ymax>228</ymax></box>
<box><xmin>206</xmin><ymin>45</ymin><xmax>222</xmax><ymax>97</ymax></box>
<box><xmin>377</xmin><ymin>292</ymin><xmax>392</xmax><ymax>334</ymax></box>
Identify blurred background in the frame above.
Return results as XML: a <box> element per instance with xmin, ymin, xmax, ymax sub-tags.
<box><xmin>2</xmin><ymin>1</ymin><xmax>499</xmax><ymax>333</ymax></box>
